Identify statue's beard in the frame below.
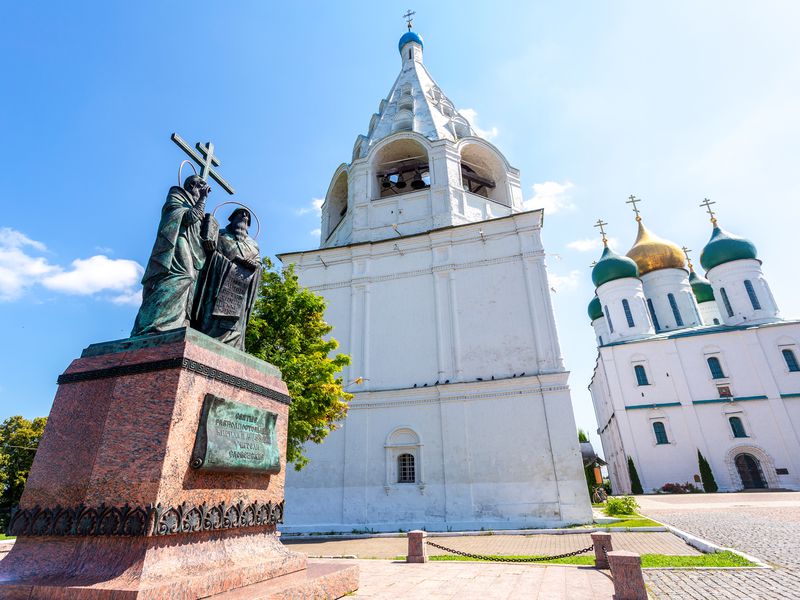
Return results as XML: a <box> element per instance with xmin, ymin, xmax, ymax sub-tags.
<box><xmin>233</xmin><ymin>223</ymin><xmax>248</xmax><ymax>241</ymax></box>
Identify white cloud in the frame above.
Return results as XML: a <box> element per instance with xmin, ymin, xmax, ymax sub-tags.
<box><xmin>111</xmin><ymin>288</ymin><xmax>143</xmax><ymax>306</ymax></box>
<box><xmin>548</xmin><ymin>269</ymin><xmax>581</xmax><ymax>293</ymax></box>
<box><xmin>0</xmin><ymin>228</ymin><xmax>143</xmax><ymax>304</ymax></box>
<box><xmin>460</xmin><ymin>108</ymin><xmax>499</xmax><ymax>140</ymax></box>
<box><xmin>296</xmin><ymin>198</ymin><xmax>324</xmax><ymax>217</ymax></box>
<box><xmin>524</xmin><ymin>181</ymin><xmax>576</xmax><ymax>214</ymax></box>
<box><xmin>567</xmin><ymin>237</ymin><xmax>619</xmax><ymax>252</ymax></box>
<box><xmin>310</xmin><ymin>228</ymin><xmax>321</xmax><ymax>238</ymax></box>
<box><xmin>43</xmin><ymin>255</ymin><xmax>143</xmax><ymax>295</ymax></box>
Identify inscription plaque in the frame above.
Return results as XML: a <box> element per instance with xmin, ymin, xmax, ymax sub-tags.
<box><xmin>190</xmin><ymin>393</ymin><xmax>280</xmax><ymax>473</ymax></box>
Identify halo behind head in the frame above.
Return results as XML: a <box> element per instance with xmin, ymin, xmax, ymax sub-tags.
<box><xmin>228</xmin><ymin>207</ymin><xmax>251</xmax><ymax>226</ymax></box>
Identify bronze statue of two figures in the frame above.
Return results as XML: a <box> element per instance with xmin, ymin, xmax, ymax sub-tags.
<box><xmin>131</xmin><ymin>174</ymin><xmax>261</xmax><ymax>350</ymax></box>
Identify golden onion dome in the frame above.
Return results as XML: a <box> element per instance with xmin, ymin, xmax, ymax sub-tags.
<box><xmin>625</xmin><ymin>219</ymin><xmax>686</xmax><ymax>275</ymax></box>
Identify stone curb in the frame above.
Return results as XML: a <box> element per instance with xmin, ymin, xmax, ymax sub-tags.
<box><xmin>662</xmin><ymin>524</ymin><xmax>771</xmax><ymax>569</ymax></box>
<box><xmin>281</xmin><ymin>526</ymin><xmax>669</xmax><ymax>541</ymax></box>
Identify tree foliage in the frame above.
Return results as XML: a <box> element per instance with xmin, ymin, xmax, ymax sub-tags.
<box><xmin>697</xmin><ymin>449</ymin><xmax>718</xmax><ymax>493</ymax></box>
<box><xmin>577</xmin><ymin>428</ymin><xmax>589</xmax><ymax>443</ymax></box>
<box><xmin>627</xmin><ymin>455</ymin><xmax>644</xmax><ymax>495</ymax></box>
<box><xmin>0</xmin><ymin>415</ymin><xmax>47</xmax><ymax>527</ymax></box>
<box><xmin>245</xmin><ymin>258</ymin><xmax>352</xmax><ymax>470</ymax></box>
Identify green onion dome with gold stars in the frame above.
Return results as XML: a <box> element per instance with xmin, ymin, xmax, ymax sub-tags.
<box><xmin>592</xmin><ymin>246</ymin><xmax>639</xmax><ymax>288</ymax></box>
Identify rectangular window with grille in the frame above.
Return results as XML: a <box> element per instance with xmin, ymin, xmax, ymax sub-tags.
<box><xmin>668</xmin><ymin>293</ymin><xmax>684</xmax><ymax>327</ymax></box>
<box><xmin>720</xmin><ymin>288</ymin><xmax>734</xmax><ymax>317</ymax></box>
<box><xmin>647</xmin><ymin>298</ymin><xmax>660</xmax><ymax>332</ymax></box>
<box><xmin>398</xmin><ymin>453</ymin><xmax>415</xmax><ymax>483</ymax></box>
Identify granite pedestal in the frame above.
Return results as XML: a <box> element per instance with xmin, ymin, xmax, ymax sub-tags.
<box><xmin>0</xmin><ymin>328</ymin><xmax>358</xmax><ymax>599</ymax></box>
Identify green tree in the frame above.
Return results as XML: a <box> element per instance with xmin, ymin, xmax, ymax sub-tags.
<box><xmin>577</xmin><ymin>428</ymin><xmax>589</xmax><ymax>443</ymax></box>
<box><xmin>627</xmin><ymin>456</ymin><xmax>644</xmax><ymax>495</ymax></box>
<box><xmin>246</xmin><ymin>259</ymin><xmax>352</xmax><ymax>470</ymax></box>
<box><xmin>697</xmin><ymin>449</ymin><xmax>718</xmax><ymax>493</ymax></box>
<box><xmin>0</xmin><ymin>415</ymin><xmax>47</xmax><ymax>527</ymax></box>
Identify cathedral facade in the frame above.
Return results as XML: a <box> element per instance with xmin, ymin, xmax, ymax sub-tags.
<box><xmin>588</xmin><ymin>207</ymin><xmax>800</xmax><ymax>494</ymax></box>
<box><xmin>277</xmin><ymin>28</ymin><xmax>592</xmax><ymax>532</ymax></box>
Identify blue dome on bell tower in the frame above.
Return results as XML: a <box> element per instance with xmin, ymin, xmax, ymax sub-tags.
<box><xmin>399</xmin><ymin>31</ymin><xmax>424</xmax><ymax>52</ymax></box>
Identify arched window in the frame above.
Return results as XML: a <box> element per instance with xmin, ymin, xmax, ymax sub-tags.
<box><xmin>647</xmin><ymin>298</ymin><xmax>660</xmax><ymax>332</ymax></box>
<box><xmin>783</xmin><ymin>349</ymin><xmax>800</xmax><ymax>372</ymax></box>
<box><xmin>668</xmin><ymin>293</ymin><xmax>684</xmax><ymax>327</ymax></box>
<box><xmin>652</xmin><ymin>422</ymin><xmax>669</xmax><ymax>445</ymax></box>
<box><xmin>622</xmin><ymin>299</ymin><xmax>635</xmax><ymax>328</ymax></box>
<box><xmin>744</xmin><ymin>280</ymin><xmax>761</xmax><ymax>310</ymax></box>
<box><xmin>713</xmin><ymin>318</ymin><xmax>720</xmax><ymax>325</ymax></box>
<box><xmin>729</xmin><ymin>416</ymin><xmax>747</xmax><ymax>438</ymax></box>
<box><xmin>720</xmin><ymin>288</ymin><xmax>734</xmax><ymax>317</ymax></box>
<box><xmin>398</xmin><ymin>453</ymin><xmax>415</xmax><ymax>483</ymax></box>
<box><xmin>373</xmin><ymin>138</ymin><xmax>430</xmax><ymax>199</ymax></box>
<box><xmin>634</xmin><ymin>365</ymin><xmax>649</xmax><ymax>386</ymax></box>
<box><xmin>707</xmin><ymin>356</ymin><xmax>725</xmax><ymax>379</ymax></box>
<box><xmin>604</xmin><ymin>305</ymin><xmax>614</xmax><ymax>333</ymax></box>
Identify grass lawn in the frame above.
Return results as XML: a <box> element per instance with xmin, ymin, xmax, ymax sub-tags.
<box><xmin>603</xmin><ymin>516</ymin><xmax>662</xmax><ymax>528</ymax></box>
<box><xmin>419</xmin><ymin>550</ymin><xmax>753</xmax><ymax>567</ymax></box>
<box><xmin>0</xmin><ymin>535</ymin><xmax>14</xmax><ymax>541</ymax></box>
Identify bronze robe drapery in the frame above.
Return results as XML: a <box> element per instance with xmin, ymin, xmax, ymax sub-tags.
<box><xmin>192</xmin><ymin>231</ymin><xmax>261</xmax><ymax>350</ymax></box>
<box><xmin>131</xmin><ymin>186</ymin><xmax>205</xmax><ymax>336</ymax></box>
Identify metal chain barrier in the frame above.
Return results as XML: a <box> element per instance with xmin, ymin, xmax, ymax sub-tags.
<box><xmin>425</xmin><ymin>540</ymin><xmax>596</xmax><ymax>563</ymax></box>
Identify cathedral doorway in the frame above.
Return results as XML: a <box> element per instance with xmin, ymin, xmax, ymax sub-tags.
<box><xmin>735</xmin><ymin>453</ymin><xmax>767</xmax><ymax>489</ymax></box>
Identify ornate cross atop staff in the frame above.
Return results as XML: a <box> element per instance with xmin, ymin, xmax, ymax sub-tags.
<box><xmin>403</xmin><ymin>9</ymin><xmax>416</xmax><ymax>30</ymax></box>
<box><xmin>594</xmin><ymin>218</ymin><xmax>609</xmax><ymax>245</ymax></box>
<box><xmin>626</xmin><ymin>195</ymin><xmax>642</xmax><ymax>220</ymax></box>
<box><xmin>700</xmin><ymin>197</ymin><xmax>717</xmax><ymax>224</ymax></box>
<box><xmin>682</xmin><ymin>246</ymin><xmax>694</xmax><ymax>270</ymax></box>
<box><xmin>171</xmin><ymin>133</ymin><xmax>235</xmax><ymax>195</ymax></box>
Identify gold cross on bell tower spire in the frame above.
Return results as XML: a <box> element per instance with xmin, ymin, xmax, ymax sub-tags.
<box><xmin>403</xmin><ymin>9</ymin><xmax>416</xmax><ymax>30</ymax></box>
<box><xmin>700</xmin><ymin>198</ymin><xmax>717</xmax><ymax>225</ymax></box>
<box><xmin>626</xmin><ymin>195</ymin><xmax>642</xmax><ymax>221</ymax></box>
<box><xmin>594</xmin><ymin>218</ymin><xmax>609</xmax><ymax>246</ymax></box>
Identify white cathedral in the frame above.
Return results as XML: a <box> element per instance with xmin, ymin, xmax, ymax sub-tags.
<box><xmin>588</xmin><ymin>202</ymin><xmax>800</xmax><ymax>494</ymax></box>
<box><xmin>277</xmin><ymin>26</ymin><xmax>592</xmax><ymax>532</ymax></box>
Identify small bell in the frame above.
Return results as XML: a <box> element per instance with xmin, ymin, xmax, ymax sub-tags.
<box><xmin>381</xmin><ymin>174</ymin><xmax>392</xmax><ymax>189</ymax></box>
<box><xmin>410</xmin><ymin>169</ymin><xmax>426</xmax><ymax>190</ymax></box>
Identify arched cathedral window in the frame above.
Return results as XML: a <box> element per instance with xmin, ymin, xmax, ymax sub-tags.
<box><xmin>744</xmin><ymin>280</ymin><xmax>761</xmax><ymax>310</ymax></box>
<box><xmin>720</xmin><ymin>288</ymin><xmax>734</xmax><ymax>317</ymax></box>
<box><xmin>634</xmin><ymin>365</ymin><xmax>649</xmax><ymax>386</ymax></box>
<box><xmin>668</xmin><ymin>293</ymin><xmax>683</xmax><ymax>327</ymax></box>
<box><xmin>729</xmin><ymin>416</ymin><xmax>748</xmax><ymax>438</ymax></box>
<box><xmin>622</xmin><ymin>299</ymin><xmax>635</xmax><ymax>328</ymax></box>
<box><xmin>783</xmin><ymin>349</ymin><xmax>800</xmax><ymax>372</ymax></box>
<box><xmin>647</xmin><ymin>298</ymin><xmax>660</xmax><ymax>332</ymax></box>
<box><xmin>652</xmin><ymin>421</ymin><xmax>669</xmax><ymax>445</ymax></box>
<box><xmin>707</xmin><ymin>356</ymin><xmax>726</xmax><ymax>380</ymax></box>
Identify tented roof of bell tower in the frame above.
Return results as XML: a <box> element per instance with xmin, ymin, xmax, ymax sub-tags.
<box><xmin>352</xmin><ymin>28</ymin><xmax>478</xmax><ymax>161</ymax></box>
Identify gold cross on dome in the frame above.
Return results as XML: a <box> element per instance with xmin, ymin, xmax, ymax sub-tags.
<box><xmin>403</xmin><ymin>9</ymin><xmax>416</xmax><ymax>30</ymax></box>
<box><xmin>682</xmin><ymin>246</ymin><xmax>694</xmax><ymax>269</ymax></box>
<box><xmin>594</xmin><ymin>218</ymin><xmax>609</xmax><ymax>245</ymax></box>
<box><xmin>626</xmin><ymin>195</ymin><xmax>642</xmax><ymax>220</ymax></box>
<box><xmin>700</xmin><ymin>197</ymin><xmax>717</xmax><ymax>225</ymax></box>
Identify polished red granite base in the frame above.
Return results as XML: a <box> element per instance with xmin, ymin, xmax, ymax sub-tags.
<box><xmin>0</xmin><ymin>329</ymin><xmax>358</xmax><ymax>599</ymax></box>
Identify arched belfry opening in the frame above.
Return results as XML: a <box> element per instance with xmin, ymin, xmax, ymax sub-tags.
<box><xmin>372</xmin><ymin>137</ymin><xmax>430</xmax><ymax>199</ymax></box>
<box><xmin>459</xmin><ymin>142</ymin><xmax>508</xmax><ymax>206</ymax></box>
<box><xmin>326</xmin><ymin>170</ymin><xmax>348</xmax><ymax>237</ymax></box>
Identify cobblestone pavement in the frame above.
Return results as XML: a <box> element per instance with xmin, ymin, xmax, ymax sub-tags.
<box><xmin>638</xmin><ymin>492</ymin><xmax>800</xmax><ymax>599</ymax></box>
<box><xmin>283</xmin><ymin>530</ymin><xmax>698</xmax><ymax>559</ymax></box>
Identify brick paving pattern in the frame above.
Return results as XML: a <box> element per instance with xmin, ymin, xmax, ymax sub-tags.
<box><xmin>283</xmin><ymin>530</ymin><xmax>698</xmax><ymax>559</ymax></box>
<box><xmin>639</xmin><ymin>492</ymin><xmax>800</xmax><ymax>599</ymax></box>
<box><xmin>343</xmin><ymin>559</ymin><xmax>615</xmax><ymax>599</ymax></box>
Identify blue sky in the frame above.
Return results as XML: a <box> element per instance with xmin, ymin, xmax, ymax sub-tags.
<box><xmin>2</xmin><ymin>2</ymin><xmax>799</xmax><ymax>454</ymax></box>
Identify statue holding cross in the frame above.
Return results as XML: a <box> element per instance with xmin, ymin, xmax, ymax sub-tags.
<box><xmin>131</xmin><ymin>134</ymin><xmax>238</xmax><ymax>338</ymax></box>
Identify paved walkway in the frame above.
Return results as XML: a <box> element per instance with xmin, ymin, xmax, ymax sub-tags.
<box><xmin>638</xmin><ymin>492</ymin><xmax>800</xmax><ymax>599</ymax></box>
<box><xmin>343</xmin><ymin>559</ymin><xmax>615</xmax><ymax>599</ymax></box>
<box><xmin>283</xmin><ymin>530</ymin><xmax>698</xmax><ymax>559</ymax></box>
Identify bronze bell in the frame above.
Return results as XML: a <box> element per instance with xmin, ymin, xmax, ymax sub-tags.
<box><xmin>381</xmin><ymin>174</ymin><xmax>392</xmax><ymax>189</ymax></box>
<box><xmin>395</xmin><ymin>174</ymin><xmax>407</xmax><ymax>189</ymax></box>
<box><xmin>410</xmin><ymin>169</ymin><xmax>426</xmax><ymax>190</ymax></box>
